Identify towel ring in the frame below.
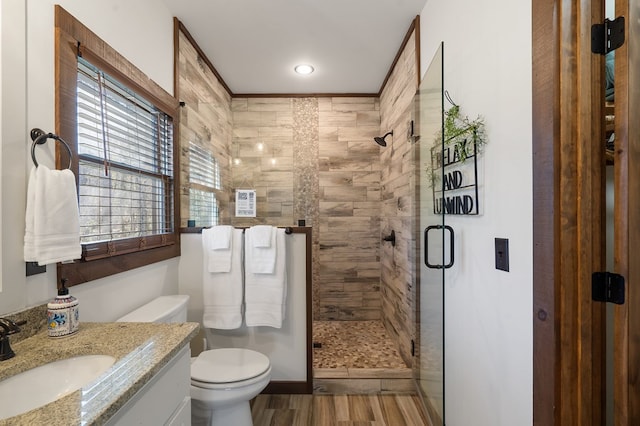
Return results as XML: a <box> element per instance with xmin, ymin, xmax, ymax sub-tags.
<box><xmin>30</xmin><ymin>128</ymin><xmax>73</xmax><ymax>169</ymax></box>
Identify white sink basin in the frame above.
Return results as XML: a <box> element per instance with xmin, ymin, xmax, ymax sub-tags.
<box><xmin>0</xmin><ymin>354</ymin><xmax>116</xmax><ymax>420</ymax></box>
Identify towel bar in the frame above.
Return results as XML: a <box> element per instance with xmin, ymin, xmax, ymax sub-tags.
<box><xmin>29</xmin><ymin>128</ymin><xmax>73</xmax><ymax>169</ymax></box>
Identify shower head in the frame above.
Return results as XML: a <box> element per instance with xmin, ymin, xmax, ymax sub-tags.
<box><xmin>374</xmin><ymin>131</ymin><xmax>393</xmax><ymax>147</ymax></box>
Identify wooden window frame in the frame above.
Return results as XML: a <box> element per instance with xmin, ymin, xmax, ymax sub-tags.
<box><xmin>55</xmin><ymin>6</ymin><xmax>181</xmax><ymax>287</ymax></box>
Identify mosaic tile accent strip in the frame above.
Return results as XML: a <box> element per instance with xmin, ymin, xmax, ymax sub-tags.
<box><xmin>293</xmin><ymin>98</ymin><xmax>320</xmax><ymax>317</ymax></box>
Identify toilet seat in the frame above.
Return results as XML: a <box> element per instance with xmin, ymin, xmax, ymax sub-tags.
<box><xmin>191</xmin><ymin>348</ymin><xmax>270</xmax><ymax>387</ymax></box>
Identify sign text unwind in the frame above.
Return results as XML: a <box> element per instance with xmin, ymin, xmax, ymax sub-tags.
<box><xmin>431</xmin><ymin>139</ymin><xmax>479</xmax><ymax>215</ymax></box>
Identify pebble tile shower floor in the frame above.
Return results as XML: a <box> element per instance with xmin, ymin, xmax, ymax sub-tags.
<box><xmin>313</xmin><ymin>321</ymin><xmax>408</xmax><ymax>369</ymax></box>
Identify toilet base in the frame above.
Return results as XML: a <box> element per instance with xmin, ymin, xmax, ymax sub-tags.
<box><xmin>191</xmin><ymin>399</ymin><xmax>253</xmax><ymax>426</ymax></box>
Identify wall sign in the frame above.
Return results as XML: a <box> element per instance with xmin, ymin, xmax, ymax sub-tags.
<box><xmin>431</xmin><ymin>133</ymin><xmax>480</xmax><ymax>215</ymax></box>
<box><xmin>235</xmin><ymin>189</ymin><xmax>256</xmax><ymax>217</ymax></box>
<box><xmin>428</xmin><ymin>103</ymin><xmax>486</xmax><ymax>216</ymax></box>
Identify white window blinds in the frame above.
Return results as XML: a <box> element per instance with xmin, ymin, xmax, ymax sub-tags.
<box><xmin>76</xmin><ymin>58</ymin><xmax>174</xmax><ymax>248</ymax></box>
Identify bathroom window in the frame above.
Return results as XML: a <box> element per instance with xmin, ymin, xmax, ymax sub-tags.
<box><xmin>188</xmin><ymin>142</ymin><xmax>220</xmax><ymax>227</ymax></box>
<box><xmin>76</xmin><ymin>58</ymin><xmax>175</xmax><ymax>247</ymax></box>
<box><xmin>55</xmin><ymin>6</ymin><xmax>180</xmax><ymax>286</ymax></box>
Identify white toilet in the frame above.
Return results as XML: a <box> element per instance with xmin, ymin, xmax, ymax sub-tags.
<box><xmin>117</xmin><ymin>295</ymin><xmax>272</xmax><ymax>426</ymax></box>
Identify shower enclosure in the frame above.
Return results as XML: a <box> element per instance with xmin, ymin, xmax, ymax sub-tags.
<box><xmin>413</xmin><ymin>43</ymin><xmax>447</xmax><ymax>425</ymax></box>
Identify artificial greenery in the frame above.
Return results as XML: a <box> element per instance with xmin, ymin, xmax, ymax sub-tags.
<box><xmin>440</xmin><ymin>105</ymin><xmax>486</xmax><ymax>161</ymax></box>
<box><xmin>426</xmin><ymin>105</ymin><xmax>487</xmax><ymax>186</ymax></box>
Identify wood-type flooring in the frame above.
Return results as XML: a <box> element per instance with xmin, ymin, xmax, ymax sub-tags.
<box><xmin>251</xmin><ymin>394</ymin><xmax>431</xmax><ymax>426</ymax></box>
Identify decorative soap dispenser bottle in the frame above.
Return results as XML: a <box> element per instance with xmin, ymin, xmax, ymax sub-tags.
<box><xmin>47</xmin><ymin>278</ymin><xmax>79</xmax><ymax>337</ymax></box>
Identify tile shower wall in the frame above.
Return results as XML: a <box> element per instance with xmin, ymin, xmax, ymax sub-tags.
<box><xmin>230</xmin><ymin>98</ymin><xmax>297</xmax><ymax>226</ymax></box>
<box><xmin>177</xmin><ymin>30</ymin><xmax>233</xmax><ymax>227</ymax></box>
<box><xmin>317</xmin><ymin>98</ymin><xmax>382</xmax><ymax>320</ymax></box>
<box><xmin>178</xmin><ymin>28</ymin><xmax>390</xmax><ymax>324</ymax></box>
<box><xmin>231</xmin><ymin>97</ymin><xmax>381</xmax><ymax>321</ymax></box>
<box><xmin>379</xmin><ymin>31</ymin><xmax>418</xmax><ymax>365</ymax></box>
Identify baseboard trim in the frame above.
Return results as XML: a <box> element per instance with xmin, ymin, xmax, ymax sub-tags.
<box><xmin>264</xmin><ymin>381</ymin><xmax>313</xmax><ymax>394</ymax></box>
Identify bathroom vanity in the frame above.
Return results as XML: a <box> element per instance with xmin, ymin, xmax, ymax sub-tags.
<box><xmin>0</xmin><ymin>321</ymin><xmax>199</xmax><ymax>425</ymax></box>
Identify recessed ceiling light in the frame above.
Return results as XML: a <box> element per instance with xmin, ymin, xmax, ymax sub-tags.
<box><xmin>294</xmin><ymin>64</ymin><xmax>314</xmax><ymax>75</ymax></box>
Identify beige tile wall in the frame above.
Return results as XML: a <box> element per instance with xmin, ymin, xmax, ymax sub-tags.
<box><xmin>178</xmin><ymin>31</ymin><xmax>233</xmax><ymax>227</ymax></box>
<box><xmin>178</xmin><ymin>27</ymin><xmax>416</xmax><ymax>332</ymax></box>
<box><xmin>230</xmin><ymin>98</ymin><xmax>296</xmax><ymax>227</ymax></box>
<box><xmin>379</xmin><ymin>31</ymin><xmax>418</xmax><ymax>365</ymax></box>
<box><xmin>317</xmin><ymin>98</ymin><xmax>382</xmax><ymax>320</ymax></box>
<box><xmin>231</xmin><ymin>97</ymin><xmax>381</xmax><ymax>320</ymax></box>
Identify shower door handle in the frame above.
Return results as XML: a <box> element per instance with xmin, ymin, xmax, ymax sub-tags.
<box><xmin>424</xmin><ymin>225</ymin><xmax>454</xmax><ymax>269</ymax></box>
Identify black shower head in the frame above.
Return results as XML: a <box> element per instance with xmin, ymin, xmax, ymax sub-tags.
<box><xmin>374</xmin><ymin>131</ymin><xmax>393</xmax><ymax>147</ymax></box>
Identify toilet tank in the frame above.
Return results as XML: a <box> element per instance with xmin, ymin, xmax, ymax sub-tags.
<box><xmin>116</xmin><ymin>295</ymin><xmax>190</xmax><ymax>323</ymax></box>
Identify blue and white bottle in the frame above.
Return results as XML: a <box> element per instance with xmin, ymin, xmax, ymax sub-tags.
<box><xmin>47</xmin><ymin>278</ymin><xmax>79</xmax><ymax>337</ymax></box>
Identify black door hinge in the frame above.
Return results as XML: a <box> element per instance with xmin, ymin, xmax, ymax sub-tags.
<box><xmin>592</xmin><ymin>272</ymin><xmax>625</xmax><ymax>304</ymax></box>
<box><xmin>411</xmin><ymin>339</ymin><xmax>415</xmax><ymax>357</ymax></box>
<box><xmin>592</xmin><ymin>17</ymin><xmax>625</xmax><ymax>55</ymax></box>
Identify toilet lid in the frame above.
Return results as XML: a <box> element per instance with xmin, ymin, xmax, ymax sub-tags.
<box><xmin>191</xmin><ymin>348</ymin><xmax>270</xmax><ymax>384</ymax></box>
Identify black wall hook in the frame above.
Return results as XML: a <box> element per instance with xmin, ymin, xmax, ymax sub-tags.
<box><xmin>382</xmin><ymin>230</ymin><xmax>396</xmax><ymax>247</ymax></box>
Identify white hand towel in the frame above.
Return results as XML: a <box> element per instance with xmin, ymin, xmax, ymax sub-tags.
<box><xmin>202</xmin><ymin>228</ymin><xmax>244</xmax><ymax>330</ymax></box>
<box><xmin>204</xmin><ymin>226</ymin><xmax>234</xmax><ymax>273</ymax></box>
<box><xmin>24</xmin><ymin>166</ymin><xmax>81</xmax><ymax>265</ymax></box>
<box><xmin>246</xmin><ymin>226</ymin><xmax>277</xmax><ymax>273</ymax></box>
<box><xmin>251</xmin><ymin>225</ymin><xmax>273</xmax><ymax>248</ymax></box>
<box><xmin>209</xmin><ymin>225</ymin><xmax>233</xmax><ymax>250</ymax></box>
<box><xmin>245</xmin><ymin>228</ymin><xmax>287</xmax><ymax>328</ymax></box>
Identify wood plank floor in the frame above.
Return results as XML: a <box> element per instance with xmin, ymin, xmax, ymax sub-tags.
<box><xmin>251</xmin><ymin>394</ymin><xmax>432</xmax><ymax>425</ymax></box>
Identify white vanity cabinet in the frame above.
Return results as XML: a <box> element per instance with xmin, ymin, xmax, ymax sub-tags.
<box><xmin>106</xmin><ymin>345</ymin><xmax>191</xmax><ymax>426</ymax></box>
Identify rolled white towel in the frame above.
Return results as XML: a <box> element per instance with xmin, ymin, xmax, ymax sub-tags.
<box><xmin>246</xmin><ymin>226</ymin><xmax>277</xmax><ymax>274</ymax></box>
<box><xmin>251</xmin><ymin>225</ymin><xmax>273</xmax><ymax>248</ymax></box>
<box><xmin>203</xmin><ymin>226</ymin><xmax>234</xmax><ymax>273</ymax></box>
<box><xmin>209</xmin><ymin>225</ymin><xmax>233</xmax><ymax>250</ymax></box>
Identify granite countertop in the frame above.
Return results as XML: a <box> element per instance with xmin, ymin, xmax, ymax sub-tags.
<box><xmin>0</xmin><ymin>321</ymin><xmax>199</xmax><ymax>425</ymax></box>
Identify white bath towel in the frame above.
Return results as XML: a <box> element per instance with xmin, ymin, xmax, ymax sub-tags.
<box><xmin>245</xmin><ymin>228</ymin><xmax>287</xmax><ymax>328</ymax></box>
<box><xmin>204</xmin><ymin>226</ymin><xmax>234</xmax><ymax>273</ymax></box>
<box><xmin>24</xmin><ymin>166</ymin><xmax>81</xmax><ymax>265</ymax></box>
<box><xmin>246</xmin><ymin>225</ymin><xmax>277</xmax><ymax>273</ymax></box>
<box><xmin>202</xmin><ymin>228</ymin><xmax>244</xmax><ymax>329</ymax></box>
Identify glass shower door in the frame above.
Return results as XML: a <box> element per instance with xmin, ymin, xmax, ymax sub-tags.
<box><xmin>414</xmin><ymin>43</ymin><xmax>447</xmax><ymax>425</ymax></box>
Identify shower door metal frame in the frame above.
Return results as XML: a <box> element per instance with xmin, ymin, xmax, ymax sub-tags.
<box><xmin>413</xmin><ymin>42</ymin><xmax>446</xmax><ymax>426</ymax></box>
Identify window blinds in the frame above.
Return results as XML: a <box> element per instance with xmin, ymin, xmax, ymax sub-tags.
<box><xmin>76</xmin><ymin>58</ymin><xmax>174</xmax><ymax>253</ymax></box>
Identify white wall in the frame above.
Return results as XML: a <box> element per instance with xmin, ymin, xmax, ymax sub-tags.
<box><xmin>0</xmin><ymin>2</ymin><xmax>3</xmax><ymax>294</ymax></box>
<box><xmin>179</xmin><ymin>232</ymin><xmax>309</xmax><ymax>381</ymax></box>
<box><xmin>420</xmin><ymin>1</ymin><xmax>533</xmax><ymax>425</ymax></box>
<box><xmin>1</xmin><ymin>0</ymin><xmax>178</xmax><ymax>319</ymax></box>
<box><xmin>1</xmin><ymin>0</ymin><xmax>29</xmax><ymax>313</ymax></box>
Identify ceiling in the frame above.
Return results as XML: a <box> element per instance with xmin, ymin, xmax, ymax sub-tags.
<box><xmin>162</xmin><ymin>0</ymin><xmax>427</xmax><ymax>95</ymax></box>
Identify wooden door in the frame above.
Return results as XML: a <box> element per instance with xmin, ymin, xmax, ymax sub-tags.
<box><xmin>613</xmin><ymin>0</ymin><xmax>640</xmax><ymax>423</ymax></box>
<box><xmin>532</xmin><ymin>0</ymin><xmax>607</xmax><ymax>424</ymax></box>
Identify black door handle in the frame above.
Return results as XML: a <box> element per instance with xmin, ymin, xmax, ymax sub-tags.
<box><xmin>424</xmin><ymin>225</ymin><xmax>454</xmax><ymax>269</ymax></box>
